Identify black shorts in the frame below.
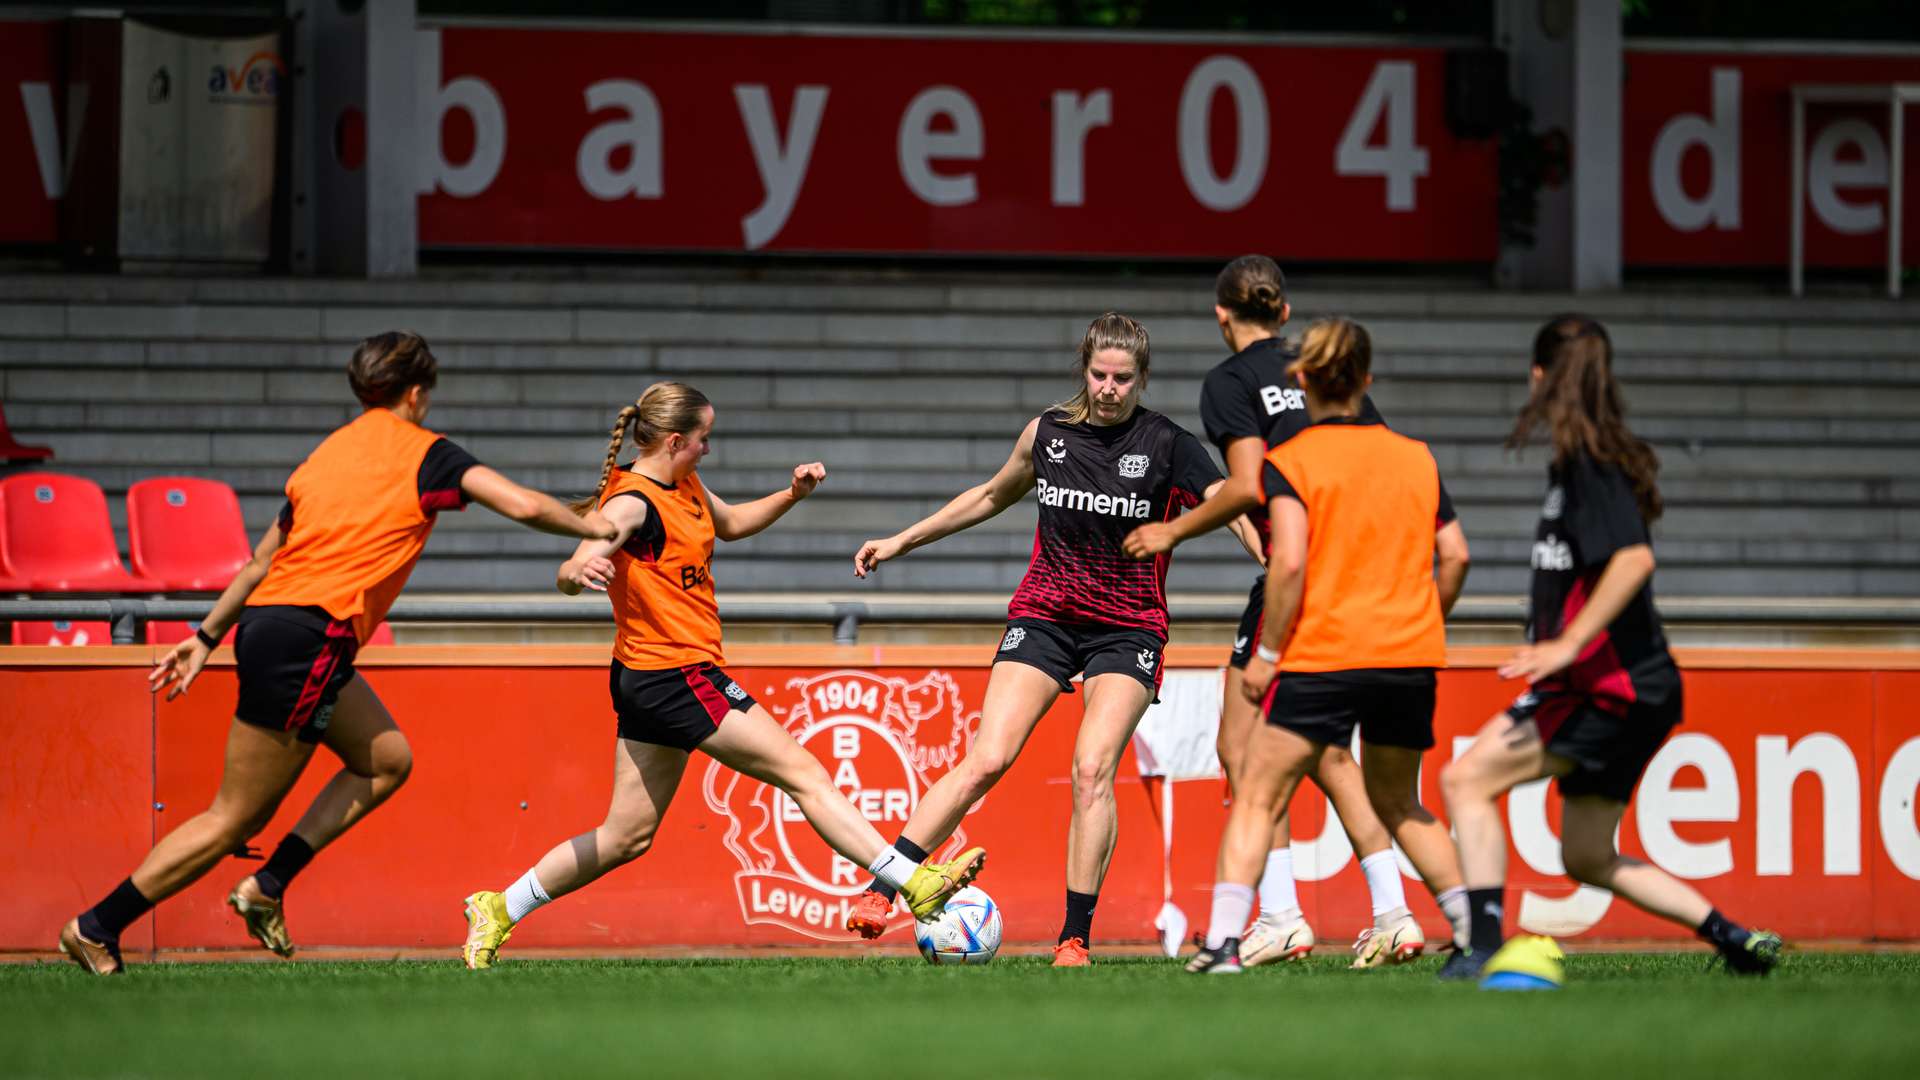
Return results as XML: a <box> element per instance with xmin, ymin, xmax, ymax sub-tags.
<box><xmin>234</xmin><ymin>606</ymin><xmax>359</xmax><ymax>744</ymax></box>
<box><xmin>1261</xmin><ymin>668</ymin><xmax>1437</xmax><ymax>751</ymax></box>
<box><xmin>612</xmin><ymin>661</ymin><xmax>759</xmax><ymax>750</ymax></box>
<box><xmin>992</xmin><ymin>617</ymin><xmax>1165</xmax><ymax>700</ymax></box>
<box><xmin>1228</xmin><ymin>574</ymin><xmax>1266</xmax><ymax>670</ymax></box>
<box><xmin>1509</xmin><ymin>685</ymin><xmax>1683</xmax><ymax>802</ymax></box>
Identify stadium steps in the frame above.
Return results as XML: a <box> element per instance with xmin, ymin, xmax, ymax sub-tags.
<box><xmin>4</xmin><ymin>269</ymin><xmax>1920</xmax><ymax>600</ymax></box>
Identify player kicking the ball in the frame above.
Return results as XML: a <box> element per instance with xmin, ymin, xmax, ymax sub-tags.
<box><xmin>460</xmin><ymin>383</ymin><xmax>982</xmax><ymax>969</ymax></box>
<box><xmin>1436</xmin><ymin>317</ymin><xmax>1782</xmax><ymax>981</ymax></box>
<box><xmin>846</xmin><ymin>313</ymin><xmax>1260</xmax><ymax>965</ymax></box>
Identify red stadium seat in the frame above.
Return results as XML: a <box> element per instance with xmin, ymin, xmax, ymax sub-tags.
<box><xmin>0</xmin><ymin>473</ymin><xmax>163</xmax><ymax>592</ymax></box>
<box><xmin>10</xmin><ymin>620</ymin><xmax>111</xmax><ymax>645</ymax></box>
<box><xmin>127</xmin><ymin>477</ymin><xmax>251</xmax><ymax>591</ymax></box>
<box><xmin>0</xmin><ymin>403</ymin><xmax>52</xmax><ymax>463</ymax></box>
<box><xmin>145</xmin><ymin>621</ymin><xmax>237</xmax><ymax>646</ymax></box>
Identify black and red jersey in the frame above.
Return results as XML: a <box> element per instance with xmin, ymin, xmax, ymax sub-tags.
<box><xmin>1527</xmin><ymin>452</ymin><xmax>1679</xmax><ymax>710</ymax></box>
<box><xmin>1007</xmin><ymin>407</ymin><xmax>1222</xmax><ymax>638</ymax></box>
<box><xmin>1199</xmin><ymin>337</ymin><xmax>1383</xmax><ymax>545</ymax></box>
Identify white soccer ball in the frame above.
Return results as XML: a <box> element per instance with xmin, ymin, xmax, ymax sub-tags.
<box><xmin>913</xmin><ymin>886</ymin><xmax>1002</xmax><ymax>965</ymax></box>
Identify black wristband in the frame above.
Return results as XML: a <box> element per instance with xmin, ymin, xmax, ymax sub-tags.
<box><xmin>194</xmin><ymin>627</ymin><xmax>220</xmax><ymax>650</ymax></box>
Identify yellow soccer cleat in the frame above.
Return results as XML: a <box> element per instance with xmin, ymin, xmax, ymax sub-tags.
<box><xmin>1479</xmin><ymin>934</ymin><xmax>1565</xmax><ymax>991</ymax></box>
<box><xmin>462</xmin><ymin>891</ymin><xmax>515</xmax><ymax>970</ymax></box>
<box><xmin>228</xmin><ymin>876</ymin><xmax>296</xmax><ymax>958</ymax></box>
<box><xmin>899</xmin><ymin>847</ymin><xmax>987</xmax><ymax>922</ymax></box>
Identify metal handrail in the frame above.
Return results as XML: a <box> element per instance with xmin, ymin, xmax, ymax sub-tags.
<box><xmin>2</xmin><ymin>596</ymin><xmax>1916</xmax><ymax>646</ymax></box>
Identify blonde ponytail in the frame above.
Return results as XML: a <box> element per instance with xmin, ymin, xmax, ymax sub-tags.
<box><xmin>571</xmin><ymin>382</ymin><xmax>713</xmax><ymax>513</ymax></box>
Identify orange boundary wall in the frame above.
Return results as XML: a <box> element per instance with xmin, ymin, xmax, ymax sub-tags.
<box><xmin>4</xmin><ymin>644</ymin><xmax>1918</xmax><ymax>955</ymax></box>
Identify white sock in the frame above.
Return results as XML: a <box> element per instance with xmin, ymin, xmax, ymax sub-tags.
<box><xmin>1360</xmin><ymin>850</ymin><xmax>1408</xmax><ymax>919</ymax></box>
<box><xmin>867</xmin><ymin>845</ymin><xmax>918</xmax><ymax>892</ymax></box>
<box><xmin>502</xmin><ymin>868</ymin><xmax>551</xmax><ymax>924</ymax></box>
<box><xmin>1437</xmin><ymin>886</ymin><xmax>1469</xmax><ymax>949</ymax></box>
<box><xmin>1257</xmin><ymin>848</ymin><xmax>1298</xmax><ymax>918</ymax></box>
<box><xmin>1205</xmin><ymin>883</ymin><xmax>1256</xmax><ymax>950</ymax></box>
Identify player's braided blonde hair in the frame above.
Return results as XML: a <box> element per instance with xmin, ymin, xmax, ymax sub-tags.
<box><xmin>570</xmin><ymin>381</ymin><xmax>711</xmax><ymax>513</ymax></box>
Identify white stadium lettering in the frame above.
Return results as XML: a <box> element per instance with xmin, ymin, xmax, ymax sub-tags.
<box><xmin>1035</xmin><ymin>477</ymin><xmax>1150</xmax><ymax>519</ymax></box>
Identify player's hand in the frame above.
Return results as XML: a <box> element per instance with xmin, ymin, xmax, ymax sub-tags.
<box><xmin>790</xmin><ymin>462</ymin><xmax>826</xmax><ymax>500</ymax></box>
<box><xmin>1240</xmin><ymin>655</ymin><xmax>1276</xmax><ymax>703</ymax></box>
<box><xmin>853</xmin><ymin>537</ymin><xmax>905</xmax><ymax>578</ymax></box>
<box><xmin>1122</xmin><ymin>522</ymin><xmax>1177</xmax><ymax>560</ymax></box>
<box><xmin>581</xmin><ymin>510</ymin><xmax>618</xmax><ymax>541</ymax></box>
<box><xmin>1499</xmin><ymin>637</ymin><xmax>1582</xmax><ymax>684</ymax></box>
<box><xmin>564</xmin><ymin>555</ymin><xmax>617</xmax><ymax>593</ymax></box>
<box><xmin>149</xmin><ymin>637</ymin><xmax>211</xmax><ymax>701</ymax></box>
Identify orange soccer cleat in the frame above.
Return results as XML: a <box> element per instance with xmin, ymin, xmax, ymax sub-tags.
<box><xmin>846</xmin><ymin>890</ymin><xmax>892</xmax><ymax>939</ymax></box>
<box><xmin>1051</xmin><ymin>936</ymin><xmax>1092</xmax><ymax>967</ymax></box>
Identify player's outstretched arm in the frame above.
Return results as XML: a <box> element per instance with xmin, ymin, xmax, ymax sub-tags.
<box><xmin>1123</xmin><ymin>436</ymin><xmax>1265</xmax><ymax>559</ymax></box>
<box><xmin>556</xmin><ymin>494</ymin><xmax>646</xmax><ymax>595</ymax></box>
<box><xmin>462</xmin><ymin>466</ymin><xmax>617</xmax><ymax>540</ymax></box>
<box><xmin>1434</xmin><ymin>519</ymin><xmax>1471</xmax><ymax>617</ymax></box>
<box><xmin>854</xmin><ymin>418</ymin><xmax>1038</xmax><ymax>578</ymax></box>
<box><xmin>1206</xmin><ymin>478</ymin><xmax>1266</xmax><ymax>565</ymax></box>
<box><xmin>1500</xmin><ymin>544</ymin><xmax>1654</xmax><ymax>684</ymax></box>
<box><xmin>706</xmin><ymin>462</ymin><xmax>825</xmax><ymax>542</ymax></box>
<box><xmin>1239</xmin><ymin>495</ymin><xmax>1308</xmax><ymax>704</ymax></box>
<box><xmin>150</xmin><ymin>520</ymin><xmax>285</xmax><ymax>701</ymax></box>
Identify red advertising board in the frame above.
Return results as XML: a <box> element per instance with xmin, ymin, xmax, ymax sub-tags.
<box><xmin>3</xmin><ymin>646</ymin><xmax>1918</xmax><ymax>955</ymax></box>
<box><xmin>1624</xmin><ymin>47</ymin><xmax>1920</xmax><ymax>268</ymax></box>
<box><xmin>0</xmin><ymin>18</ymin><xmax>61</xmax><ymax>245</ymax></box>
<box><xmin>415</xmin><ymin>25</ymin><xmax>1497</xmax><ymax>260</ymax></box>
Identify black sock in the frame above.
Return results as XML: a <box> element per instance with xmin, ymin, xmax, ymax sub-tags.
<box><xmin>78</xmin><ymin>879</ymin><xmax>154</xmax><ymax>944</ymax></box>
<box><xmin>1060</xmin><ymin>890</ymin><xmax>1098</xmax><ymax>946</ymax></box>
<box><xmin>1466</xmin><ymin>887</ymin><xmax>1505</xmax><ymax>956</ymax></box>
<box><xmin>1696</xmin><ymin>908</ymin><xmax>1751</xmax><ymax>950</ymax></box>
<box><xmin>254</xmin><ymin>835</ymin><xmax>316</xmax><ymax>900</ymax></box>
<box><xmin>867</xmin><ymin>836</ymin><xmax>931</xmax><ymax>902</ymax></box>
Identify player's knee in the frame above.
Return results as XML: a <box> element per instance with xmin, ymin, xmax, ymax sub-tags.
<box><xmin>377</xmin><ymin>736</ymin><xmax>414</xmax><ymax>788</ymax></box>
<box><xmin>1439</xmin><ymin>759</ymin><xmax>1480</xmax><ymax>803</ymax></box>
<box><xmin>609</xmin><ymin>827</ymin><xmax>655</xmax><ymax>863</ymax></box>
<box><xmin>961</xmin><ymin>748</ymin><xmax>1015</xmax><ymax>792</ymax></box>
<box><xmin>1070</xmin><ymin>757</ymin><xmax>1114</xmax><ymax>804</ymax></box>
<box><xmin>1563</xmin><ymin>846</ymin><xmax>1614</xmax><ymax>886</ymax></box>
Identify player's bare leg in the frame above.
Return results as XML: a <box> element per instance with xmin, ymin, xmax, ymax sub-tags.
<box><xmin>1216</xmin><ymin>668</ymin><xmax>1313</xmax><ymax>964</ymax></box>
<box><xmin>232</xmin><ymin>678</ymin><xmax>413</xmax><ymax>957</ymax></box>
<box><xmin>465</xmin><ymin>737</ymin><xmax>687</xmax><ymax>969</ymax></box>
<box><xmin>63</xmin><ymin>721</ymin><xmax>313</xmax><ymax>975</ymax></box>
<box><xmin>846</xmin><ymin>662</ymin><xmax>1057</xmax><ymax>936</ymax></box>
<box><xmin>1055</xmin><ymin>673</ymin><xmax>1153</xmax><ymax>965</ymax></box>
<box><xmin>1436</xmin><ymin>712</ymin><xmax>1558</xmax><ymax>978</ymax></box>
<box><xmin>1355</xmin><ymin>742</ymin><xmax>1460</xmax><ymax>965</ymax></box>
<box><xmin>1189</xmin><ymin>723</ymin><xmax>1321</xmax><ymax>973</ymax></box>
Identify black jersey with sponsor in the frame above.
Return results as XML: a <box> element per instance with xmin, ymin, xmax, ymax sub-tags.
<box><xmin>1527</xmin><ymin>452</ymin><xmax>1680</xmax><ymax>710</ymax></box>
<box><xmin>1007</xmin><ymin>407</ymin><xmax>1222</xmax><ymax>637</ymax></box>
<box><xmin>1199</xmin><ymin>337</ymin><xmax>1384</xmax><ymax>545</ymax></box>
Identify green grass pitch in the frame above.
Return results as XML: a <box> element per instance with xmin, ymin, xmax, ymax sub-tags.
<box><xmin>4</xmin><ymin>952</ymin><xmax>1916</xmax><ymax>1078</ymax></box>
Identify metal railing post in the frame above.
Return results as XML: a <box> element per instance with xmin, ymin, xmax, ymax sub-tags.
<box><xmin>108</xmin><ymin>598</ymin><xmax>146</xmax><ymax>645</ymax></box>
<box><xmin>831</xmin><ymin>603</ymin><xmax>866</xmax><ymax>645</ymax></box>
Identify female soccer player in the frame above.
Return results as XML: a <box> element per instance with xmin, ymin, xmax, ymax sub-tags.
<box><xmin>1436</xmin><ymin>316</ymin><xmax>1782</xmax><ymax>980</ymax></box>
<box><xmin>1186</xmin><ymin>318</ymin><xmax>1472</xmax><ymax>974</ymax></box>
<box><xmin>58</xmin><ymin>331</ymin><xmax>615</xmax><ymax>975</ymax></box>
<box><xmin>844</xmin><ymin>313</ymin><xmax>1260</xmax><ymax>966</ymax></box>
<box><xmin>460</xmin><ymin>383</ymin><xmax>984</xmax><ymax>968</ymax></box>
<box><xmin>1123</xmin><ymin>255</ymin><xmax>1462</xmax><ymax>966</ymax></box>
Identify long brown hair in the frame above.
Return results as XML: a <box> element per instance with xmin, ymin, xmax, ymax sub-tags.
<box><xmin>1288</xmin><ymin>317</ymin><xmax>1371</xmax><ymax>403</ymax></box>
<box><xmin>1053</xmin><ymin>312</ymin><xmax>1151</xmax><ymax>423</ymax></box>
<box><xmin>348</xmin><ymin>331</ymin><xmax>437</xmax><ymax>406</ymax></box>
<box><xmin>570</xmin><ymin>381</ymin><xmax>712</xmax><ymax>514</ymax></box>
<box><xmin>1507</xmin><ymin>315</ymin><xmax>1663</xmax><ymax>523</ymax></box>
<box><xmin>1215</xmin><ymin>254</ymin><xmax>1287</xmax><ymax>326</ymax></box>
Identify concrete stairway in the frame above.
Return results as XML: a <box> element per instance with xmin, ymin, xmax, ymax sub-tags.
<box><xmin>3</xmin><ymin>269</ymin><xmax>1917</xmax><ymax>600</ymax></box>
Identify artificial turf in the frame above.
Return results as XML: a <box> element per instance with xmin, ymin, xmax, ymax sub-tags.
<box><xmin>3</xmin><ymin>952</ymin><xmax>1915</xmax><ymax>1078</ymax></box>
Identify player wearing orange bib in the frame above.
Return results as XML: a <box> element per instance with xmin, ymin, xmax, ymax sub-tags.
<box><xmin>1187</xmin><ymin>319</ymin><xmax>1471</xmax><ymax>973</ymax></box>
<box><xmin>460</xmin><ymin>383</ymin><xmax>984</xmax><ymax>967</ymax></box>
<box><xmin>59</xmin><ymin>332</ymin><xmax>616</xmax><ymax>975</ymax></box>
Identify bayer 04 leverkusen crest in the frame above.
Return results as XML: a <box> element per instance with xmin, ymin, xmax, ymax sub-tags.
<box><xmin>701</xmin><ymin>669</ymin><xmax>981</xmax><ymax>940</ymax></box>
